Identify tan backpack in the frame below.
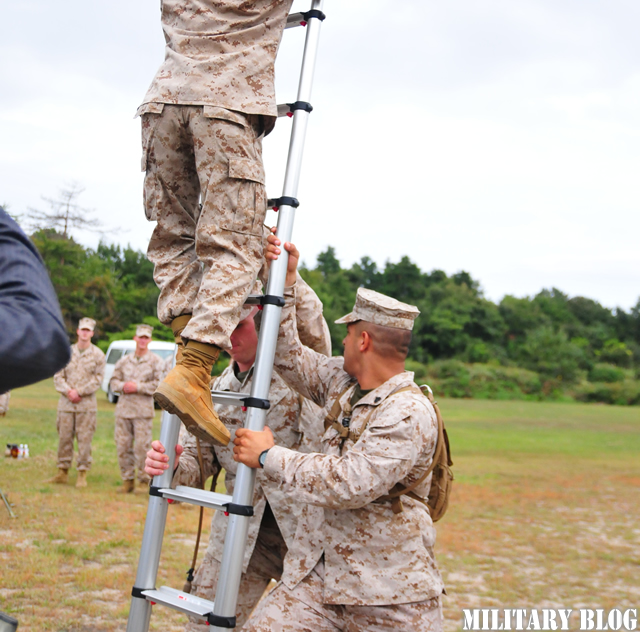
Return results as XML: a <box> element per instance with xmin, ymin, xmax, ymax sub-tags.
<box><xmin>324</xmin><ymin>383</ymin><xmax>453</xmax><ymax>521</ymax></box>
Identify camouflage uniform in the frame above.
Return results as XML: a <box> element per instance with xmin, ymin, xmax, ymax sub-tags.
<box><xmin>53</xmin><ymin>344</ymin><xmax>106</xmax><ymax>471</ymax></box>
<box><xmin>110</xmin><ymin>352</ymin><xmax>164</xmax><ymax>483</ymax></box>
<box><xmin>138</xmin><ymin>0</ymin><xmax>294</xmax><ymax>351</ymax></box>
<box><xmin>0</xmin><ymin>391</ymin><xmax>10</xmax><ymax>415</ymax></box>
<box><xmin>243</xmin><ymin>285</ymin><xmax>445</xmax><ymax>632</ymax></box>
<box><xmin>172</xmin><ymin>275</ymin><xmax>330</xmax><ymax>630</ymax></box>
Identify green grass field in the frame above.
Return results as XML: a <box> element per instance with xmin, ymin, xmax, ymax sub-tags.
<box><xmin>1</xmin><ymin>381</ymin><xmax>639</xmax><ymax>631</ymax></box>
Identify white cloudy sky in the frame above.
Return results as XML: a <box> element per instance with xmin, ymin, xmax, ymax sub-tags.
<box><xmin>1</xmin><ymin>0</ymin><xmax>639</xmax><ymax>310</ymax></box>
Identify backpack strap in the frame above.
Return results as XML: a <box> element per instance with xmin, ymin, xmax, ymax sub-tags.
<box><xmin>324</xmin><ymin>384</ymin><xmax>418</xmax><ymax>443</ymax></box>
<box><xmin>376</xmin><ymin>385</ymin><xmax>449</xmax><ymax>514</ymax></box>
<box><xmin>323</xmin><ymin>384</ymin><xmax>355</xmax><ymax>438</ymax></box>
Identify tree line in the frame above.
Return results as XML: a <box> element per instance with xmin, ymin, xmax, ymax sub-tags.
<box><xmin>31</xmin><ymin>230</ymin><xmax>640</xmax><ymax>405</ymax></box>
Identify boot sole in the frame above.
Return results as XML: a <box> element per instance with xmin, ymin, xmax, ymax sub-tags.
<box><xmin>154</xmin><ymin>383</ymin><xmax>230</xmax><ymax>446</ymax></box>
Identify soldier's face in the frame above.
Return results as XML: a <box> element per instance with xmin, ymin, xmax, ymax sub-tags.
<box><xmin>134</xmin><ymin>335</ymin><xmax>151</xmax><ymax>352</ymax></box>
<box><xmin>77</xmin><ymin>328</ymin><xmax>94</xmax><ymax>343</ymax></box>
<box><xmin>342</xmin><ymin>324</ymin><xmax>360</xmax><ymax>377</ymax></box>
<box><xmin>229</xmin><ymin>315</ymin><xmax>258</xmax><ymax>366</ymax></box>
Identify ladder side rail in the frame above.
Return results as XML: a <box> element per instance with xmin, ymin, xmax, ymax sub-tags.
<box><xmin>209</xmin><ymin>3</ymin><xmax>326</xmax><ymax>629</ymax></box>
<box><xmin>126</xmin><ymin>411</ymin><xmax>182</xmax><ymax>632</ymax></box>
<box><xmin>275</xmin><ymin>0</ymin><xmax>325</xmax><ymax>207</ymax></box>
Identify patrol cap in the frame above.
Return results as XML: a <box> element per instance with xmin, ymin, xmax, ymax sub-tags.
<box><xmin>335</xmin><ymin>288</ymin><xmax>420</xmax><ymax>331</ymax></box>
<box><xmin>78</xmin><ymin>317</ymin><xmax>96</xmax><ymax>331</ymax></box>
<box><xmin>135</xmin><ymin>324</ymin><xmax>153</xmax><ymax>338</ymax></box>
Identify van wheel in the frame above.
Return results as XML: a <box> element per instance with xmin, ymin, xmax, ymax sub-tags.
<box><xmin>107</xmin><ymin>387</ymin><xmax>119</xmax><ymax>404</ymax></box>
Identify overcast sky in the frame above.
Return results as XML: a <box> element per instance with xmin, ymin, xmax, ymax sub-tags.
<box><xmin>1</xmin><ymin>0</ymin><xmax>639</xmax><ymax>310</ymax></box>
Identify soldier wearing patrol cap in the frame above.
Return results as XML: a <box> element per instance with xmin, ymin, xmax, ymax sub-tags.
<box><xmin>110</xmin><ymin>325</ymin><xmax>164</xmax><ymax>493</ymax></box>
<box><xmin>49</xmin><ymin>318</ymin><xmax>106</xmax><ymax>488</ymax></box>
<box><xmin>234</xmin><ymin>240</ymin><xmax>445</xmax><ymax>632</ymax></box>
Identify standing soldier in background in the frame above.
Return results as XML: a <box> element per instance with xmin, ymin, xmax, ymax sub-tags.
<box><xmin>49</xmin><ymin>318</ymin><xmax>106</xmax><ymax>488</ymax></box>
<box><xmin>110</xmin><ymin>325</ymin><xmax>164</xmax><ymax>493</ymax></box>
<box><xmin>0</xmin><ymin>391</ymin><xmax>10</xmax><ymax>417</ymax></box>
<box><xmin>138</xmin><ymin>1</ymin><xmax>295</xmax><ymax>447</ymax></box>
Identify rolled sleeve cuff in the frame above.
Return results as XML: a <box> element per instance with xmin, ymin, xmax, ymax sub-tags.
<box><xmin>283</xmin><ymin>284</ymin><xmax>296</xmax><ymax>300</ymax></box>
<box><xmin>263</xmin><ymin>444</ymin><xmax>290</xmax><ymax>482</ymax></box>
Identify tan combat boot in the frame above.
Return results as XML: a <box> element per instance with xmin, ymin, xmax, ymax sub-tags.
<box><xmin>117</xmin><ymin>480</ymin><xmax>135</xmax><ymax>494</ymax></box>
<box><xmin>154</xmin><ymin>340</ymin><xmax>230</xmax><ymax>446</ymax></box>
<box><xmin>170</xmin><ymin>314</ymin><xmax>192</xmax><ymax>363</ymax></box>
<box><xmin>76</xmin><ymin>471</ymin><xmax>88</xmax><ymax>488</ymax></box>
<box><xmin>47</xmin><ymin>468</ymin><xmax>68</xmax><ymax>484</ymax></box>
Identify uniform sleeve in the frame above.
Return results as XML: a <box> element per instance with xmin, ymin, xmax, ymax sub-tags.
<box><xmin>173</xmin><ymin>432</ymin><xmax>221</xmax><ymax>489</ymax></box>
<box><xmin>137</xmin><ymin>356</ymin><xmax>163</xmax><ymax>396</ymax></box>
<box><xmin>294</xmin><ymin>272</ymin><xmax>331</xmax><ymax>357</ymax></box>
<box><xmin>273</xmin><ymin>284</ymin><xmax>345</xmax><ymax>409</ymax></box>
<box><xmin>110</xmin><ymin>358</ymin><xmax>126</xmax><ymax>393</ymax></box>
<box><xmin>53</xmin><ymin>365</ymin><xmax>71</xmax><ymax>396</ymax></box>
<box><xmin>0</xmin><ymin>208</ymin><xmax>71</xmax><ymax>391</ymax></box>
<box><xmin>264</xmin><ymin>400</ymin><xmax>431</xmax><ymax>510</ymax></box>
<box><xmin>77</xmin><ymin>349</ymin><xmax>106</xmax><ymax>397</ymax></box>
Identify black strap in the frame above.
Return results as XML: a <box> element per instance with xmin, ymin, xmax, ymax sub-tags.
<box><xmin>131</xmin><ymin>586</ymin><xmax>150</xmax><ymax>600</ymax></box>
<box><xmin>270</xmin><ymin>196</ymin><xmax>300</xmax><ymax>210</ymax></box>
<box><xmin>287</xmin><ymin>101</ymin><xmax>313</xmax><ymax>114</ymax></box>
<box><xmin>225</xmin><ymin>502</ymin><xmax>254</xmax><ymax>517</ymax></box>
<box><xmin>242</xmin><ymin>396</ymin><xmax>270</xmax><ymax>410</ymax></box>
<box><xmin>302</xmin><ymin>9</ymin><xmax>326</xmax><ymax>21</ymax></box>
<box><xmin>260</xmin><ymin>294</ymin><xmax>285</xmax><ymax>307</ymax></box>
<box><xmin>207</xmin><ymin>613</ymin><xmax>237</xmax><ymax>628</ymax></box>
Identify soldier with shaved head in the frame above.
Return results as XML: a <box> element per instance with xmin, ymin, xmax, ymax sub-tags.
<box><xmin>234</xmin><ymin>240</ymin><xmax>445</xmax><ymax>632</ymax></box>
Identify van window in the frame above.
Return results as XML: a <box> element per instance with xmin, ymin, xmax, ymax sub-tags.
<box><xmin>152</xmin><ymin>349</ymin><xmax>174</xmax><ymax>361</ymax></box>
<box><xmin>106</xmin><ymin>349</ymin><xmax>124</xmax><ymax>365</ymax></box>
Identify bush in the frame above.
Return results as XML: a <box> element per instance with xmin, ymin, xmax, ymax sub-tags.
<box><xmin>405</xmin><ymin>360</ymin><xmax>428</xmax><ymax>382</ymax></box>
<box><xmin>573</xmin><ymin>380</ymin><xmax>640</xmax><ymax>406</ymax></box>
<box><xmin>424</xmin><ymin>361</ymin><xmax>543</xmax><ymax>400</ymax></box>
<box><xmin>589</xmin><ymin>363</ymin><xmax>626</xmax><ymax>383</ymax></box>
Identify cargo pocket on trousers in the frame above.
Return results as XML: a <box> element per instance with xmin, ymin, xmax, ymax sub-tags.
<box><xmin>138</xmin><ymin>103</ymin><xmax>165</xmax><ymax>222</ymax></box>
<box><xmin>220</xmin><ymin>158</ymin><xmax>267</xmax><ymax>235</ymax></box>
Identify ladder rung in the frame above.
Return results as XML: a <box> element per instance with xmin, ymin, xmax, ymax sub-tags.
<box><xmin>210</xmin><ymin>390</ymin><xmax>246</xmax><ymax>406</ymax></box>
<box><xmin>285</xmin><ymin>12</ymin><xmax>306</xmax><ymax>29</ymax></box>
<box><xmin>245</xmin><ymin>294</ymin><xmax>263</xmax><ymax>305</ymax></box>
<box><xmin>160</xmin><ymin>486</ymin><xmax>233</xmax><ymax>510</ymax></box>
<box><xmin>142</xmin><ymin>586</ymin><xmax>213</xmax><ymax>619</ymax></box>
<box><xmin>157</xmin><ymin>486</ymin><xmax>254</xmax><ymax>516</ymax></box>
<box><xmin>277</xmin><ymin>103</ymin><xmax>291</xmax><ymax>118</ymax></box>
<box><xmin>209</xmin><ymin>390</ymin><xmax>271</xmax><ymax>410</ymax></box>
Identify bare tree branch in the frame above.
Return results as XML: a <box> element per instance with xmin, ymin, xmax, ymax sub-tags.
<box><xmin>25</xmin><ymin>182</ymin><xmax>118</xmax><ymax>238</ymax></box>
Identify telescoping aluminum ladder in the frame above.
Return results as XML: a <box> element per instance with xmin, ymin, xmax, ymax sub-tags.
<box><xmin>126</xmin><ymin>3</ymin><xmax>326</xmax><ymax>631</ymax></box>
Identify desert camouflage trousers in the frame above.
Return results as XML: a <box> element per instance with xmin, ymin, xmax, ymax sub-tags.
<box><xmin>56</xmin><ymin>411</ymin><xmax>97</xmax><ymax>471</ymax></box>
<box><xmin>243</xmin><ymin>558</ymin><xmax>443</xmax><ymax>632</ymax></box>
<box><xmin>0</xmin><ymin>391</ymin><xmax>10</xmax><ymax>415</ymax></box>
<box><xmin>114</xmin><ymin>416</ymin><xmax>153</xmax><ymax>483</ymax></box>
<box><xmin>186</xmin><ymin>507</ymin><xmax>288</xmax><ymax>631</ymax></box>
<box><xmin>142</xmin><ymin>104</ymin><xmax>267</xmax><ymax>351</ymax></box>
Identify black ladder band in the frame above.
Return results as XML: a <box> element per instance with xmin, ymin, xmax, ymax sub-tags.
<box><xmin>270</xmin><ymin>196</ymin><xmax>299</xmax><ymax>210</ymax></box>
<box><xmin>207</xmin><ymin>613</ymin><xmax>237</xmax><ymax>628</ymax></box>
<box><xmin>242</xmin><ymin>397</ymin><xmax>270</xmax><ymax>410</ymax></box>
<box><xmin>287</xmin><ymin>101</ymin><xmax>313</xmax><ymax>114</ymax></box>
<box><xmin>131</xmin><ymin>586</ymin><xmax>151</xmax><ymax>600</ymax></box>
<box><xmin>225</xmin><ymin>503</ymin><xmax>254</xmax><ymax>517</ymax></box>
<box><xmin>148</xmin><ymin>486</ymin><xmax>163</xmax><ymax>498</ymax></box>
<box><xmin>260</xmin><ymin>294</ymin><xmax>285</xmax><ymax>307</ymax></box>
<box><xmin>302</xmin><ymin>9</ymin><xmax>326</xmax><ymax>21</ymax></box>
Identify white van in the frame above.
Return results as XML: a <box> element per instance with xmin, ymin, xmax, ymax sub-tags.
<box><xmin>102</xmin><ymin>340</ymin><xmax>176</xmax><ymax>403</ymax></box>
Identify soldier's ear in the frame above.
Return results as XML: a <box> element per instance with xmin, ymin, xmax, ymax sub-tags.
<box><xmin>359</xmin><ymin>330</ymin><xmax>373</xmax><ymax>353</ymax></box>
